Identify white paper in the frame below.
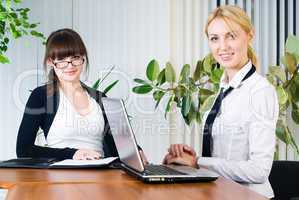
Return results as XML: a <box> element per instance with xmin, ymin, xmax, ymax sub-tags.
<box><xmin>0</xmin><ymin>189</ymin><xmax>8</xmax><ymax>200</ymax></box>
<box><xmin>50</xmin><ymin>157</ymin><xmax>118</xmax><ymax>166</ymax></box>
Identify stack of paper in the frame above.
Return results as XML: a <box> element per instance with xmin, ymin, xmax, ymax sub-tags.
<box><xmin>50</xmin><ymin>157</ymin><xmax>118</xmax><ymax>166</ymax></box>
<box><xmin>0</xmin><ymin>189</ymin><xmax>8</xmax><ymax>200</ymax></box>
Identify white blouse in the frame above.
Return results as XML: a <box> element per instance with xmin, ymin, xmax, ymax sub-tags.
<box><xmin>46</xmin><ymin>88</ymin><xmax>105</xmax><ymax>156</ymax></box>
<box><xmin>198</xmin><ymin>61</ymin><xmax>279</xmax><ymax>198</ymax></box>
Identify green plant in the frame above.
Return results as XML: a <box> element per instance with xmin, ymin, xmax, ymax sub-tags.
<box><xmin>132</xmin><ymin>54</ymin><xmax>223</xmax><ymax>125</ymax></box>
<box><xmin>266</xmin><ymin>35</ymin><xmax>299</xmax><ymax>158</ymax></box>
<box><xmin>92</xmin><ymin>66</ymin><xmax>119</xmax><ymax>94</ymax></box>
<box><xmin>0</xmin><ymin>0</ymin><xmax>45</xmax><ymax>64</ymax></box>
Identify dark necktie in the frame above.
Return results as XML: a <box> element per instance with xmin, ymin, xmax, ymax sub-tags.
<box><xmin>202</xmin><ymin>65</ymin><xmax>256</xmax><ymax>157</ymax></box>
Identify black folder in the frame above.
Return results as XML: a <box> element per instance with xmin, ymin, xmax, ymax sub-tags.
<box><xmin>0</xmin><ymin>157</ymin><xmax>120</xmax><ymax>169</ymax></box>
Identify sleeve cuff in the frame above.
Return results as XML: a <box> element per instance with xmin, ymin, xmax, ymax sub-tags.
<box><xmin>62</xmin><ymin>148</ymin><xmax>77</xmax><ymax>160</ymax></box>
<box><xmin>197</xmin><ymin>157</ymin><xmax>222</xmax><ymax>169</ymax></box>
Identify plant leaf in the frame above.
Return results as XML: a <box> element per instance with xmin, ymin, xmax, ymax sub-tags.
<box><xmin>285</xmin><ymin>35</ymin><xmax>299</xmax><ymax>62</ymax></box>
<box><xmin>210</xmin><ymin>68</ymin><xmax>223</xmax><ymax>83</ymax></box>
<box><xmin>133</xmin><ymin>78</ymin><xmax>148</xmax><ymax>85</ymax></box>
<box><xmin>193</xmin><ymin>60</ymin><xmax>203</xmax><ymax>82</ymax></box>
<box><xmin>199</xmin><ymin>88</ymin><xmax>215</xmax><ymax>104</ymax></box>
<box><xmin>153</xmin><ymin>90</ymin><xmax>165</xmax><ymax>109</ymax></box>
<box><xmin>92</xmin><ymin>78</ymin><xmax>101</xmax><ymax>89</ymax></box>
<box><xmin>132</xmin><ymin>84</ymin><xmax>153</xmax><ymax>94</ymax></box>
<box><xmin>165</xmin><ymin>62</ymin><xmax>176</xmax><ymax>83</ymax></box>
<box><xmin>276</xmin><ymin>85</ymin><xmax>288</xmax><ymax>106</ymax></box>
<box><xmin>203</xmin><ymin>53</ymin><xmax>215</xmax><ymax>74</ymax></box>
<box><xmin>164</xmin><ymin>96</ymin><xmax>173</xmax><ymax>119</ymax></box>
<box><xmin>199</xmin><ymin>88</ymin><xmax>215</xmax><ymax>95</ymax></box>
<box><xmin>289</xmin><ymin>132</ymin><xmax>299</xmax><ymax>155</ymax></box>
<box><xmin>146</xmin><ymin>59</ymin><xmax>160</xmax><ymax>81</ymax></box>
<box><xmin>174</xmin><ymin>85</ymin><xmax>186</xmax><ymax>99</ymax></box>
<box><xmin>157</xmin><ymin>68</ymin><xmax>166</xmax><ymax>85</ymax></box>
<box><xmin>287</xmin><ymin>74</ymin><xmax>299</xmax><ymax>102</ymax></box>
<box><xmin>153</xmin><ymin>90</ymin><xmax>165</xmax><ymax>101</ymax></box>
<box><xmin>4</xmin><ymin>37</ymin><xmax>9</xmax><ymax>44</ymax></box>
<box><xmin>266</xmin><ymin>74</ymin><xmax>276</xmax><ymax>86</ymax></box>
<box><xmin>179</xmin><ymin>64</ymin><xmax>190</xmax><ymax>83</ymax></box>
<box><xmin>186</xmin><ymin>103</ymin><xmax>198</xmax><ymax>124</ymax></box>
<box><xmin>30</xmin><ymin>30</ymin><xmax>44</xmax><ymax>38</ymax></box>
<box><xmin>268</xmin><ymin>66</ymin><xmax>286</xmax><ymax>82</ymax></box>
<box><xmin>282</xmin><ymin>53</ymin><xmax>297</xmax><ymax>75</ymax></box>
<box><xmin>291</xmin><ymin>103</ymin><xmax>299</xmax><ymax>124</ymax></box>
<box><xmin>181</xmin><ymin>95</ymin><xmax>191</xmax><ymax>117</ymax></box>
<box><xmin>103</xmin><ymin>80</ymin><xmax>119</xmax><ymax>94</ymax></box>
<box><xmin>199</xmin><ymin>94</ymin><xmax>216</xmax><ymax>119</ymax></box>
<box><xmin>0</xmin><ymin>54</ymin><xmax>10</xmax><ymax>63</ymax></box>
<box><xmin>29</xmin><ymin>23</ymin><xmax>37</xmax><ymax>28</ymax></box>
<box><xmin>275</xmin><ymin>121</ymin><xmax>287</xmax><ymax>143</ymax></box>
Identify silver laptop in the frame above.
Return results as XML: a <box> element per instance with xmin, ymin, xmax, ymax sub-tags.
<box><xmin>102</xmin><ymin>97</ymin><xmax>218</xmax><ymax>183</ymax></box>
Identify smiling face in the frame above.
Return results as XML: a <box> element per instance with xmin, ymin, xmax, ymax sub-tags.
<box><xmin>207</xmin><ymin>17</ymin><xmax>252</xmax><ymax>71</ymax></box>
<box><xmin>44</xmin><ymin>29</ymin><xmax>89</xmax><ymax>87</ymax></box>
<box><xmin>49</xmin><ymin>55</ymin><xmax>85</xmax><ymax>84</ymax></box>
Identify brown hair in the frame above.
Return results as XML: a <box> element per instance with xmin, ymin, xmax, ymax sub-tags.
<box><xmin>204</xmin><ymin>5</ymin><xmax>258</xmax><ymax>70</ymax></box>
<box><xmin>43</xmin><ymin>28</ymin><xmax>89</xmax><ymax>94</ymax></box>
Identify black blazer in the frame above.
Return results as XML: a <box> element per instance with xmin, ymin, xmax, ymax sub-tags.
<box><xmin>16</xmin><ymin>82</ymin><xmax>119</xmax><ymax>160</ymax></box>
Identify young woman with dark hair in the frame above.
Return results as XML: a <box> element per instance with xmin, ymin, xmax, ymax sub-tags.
<box><xmin>17</xmin><ymin>28</ymin><xmax>147</xmax><ymax>162</ymax></box>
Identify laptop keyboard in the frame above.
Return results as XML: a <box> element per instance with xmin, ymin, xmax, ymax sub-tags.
<box><xmin>144</xmin><ymin>165</ymin><xmax>187</xmax><ymax>175</ymax></box>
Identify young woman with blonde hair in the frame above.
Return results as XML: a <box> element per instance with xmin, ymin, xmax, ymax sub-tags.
<box><xmin>163</xmin><ymin>5</ymin><xmax>278</xmax><ymax>198</ymax></box>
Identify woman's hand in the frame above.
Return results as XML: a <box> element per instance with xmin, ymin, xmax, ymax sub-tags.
<box><xmin>162</xmin><ymin>144</ymin><xmax>198</xmax><ymax>168</ymax></box>
<box><xmin>163</xmin><ymin>152</ymin><xmax>198</xmax><ymax>168</ymax></box>
<box><xmin>168</xmin><ymin>144</ymin><xmax>196</xmax><ymax>157</ymax></box>
<box><xmin>139</xmin><ymin>150</ymin><xmax>149</xmax><ymax>165</ymax></box>
<box><xmin>73</xmin><ymin>149</ymin><xmax>101</xmax><ymax>160</ymax></box>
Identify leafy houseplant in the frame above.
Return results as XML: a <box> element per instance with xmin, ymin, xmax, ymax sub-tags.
<box><xmin>132</xmin><ymin>53</ymin><xmax>222</xmax><ymax>125</ymax></box>
<box><xmin>266</xmin><ymin>35</ymin><xmax>299</xmax><ymax>158</ymax></box>
<box><xmin>0</xmin><ymin>0</ymin><xmax>45</xmax><ymax>64</ymax></box>
<box><xmin>91</xmin><ymin>66</ymin><xmax>119</xmax><ymax>94</ymax></box>
<box><xmin>132</xmin><ymin>35</ymin><xmax>299</xmax><ymax>159</ymax></box>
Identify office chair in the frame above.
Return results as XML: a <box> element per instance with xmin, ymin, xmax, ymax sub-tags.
<box><xmin>269</xmin><ymin>160</ymin><xmax>299</xmax><ymax>200</ymax></box>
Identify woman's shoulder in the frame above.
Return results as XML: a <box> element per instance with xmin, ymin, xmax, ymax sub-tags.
<box><xmin>247</xmin><ymin>73</ymin><xmax>279</xmax><ymax>121</ymax></box>
<box><xmin>248</xmin><ymin>72</ymin><xmax>276</xmax><ymax>93</ymax></box>
<box><xmin>31</xmin><ymin>84</ymin><xmax>47</xmax><ymax>95</ymax></box>
<box><xmin>247</xmin><ymin>73</ymin><xmax>278</xmax><ymax>109</ymax></box>
<box><xmin>25</xmin><ymin>84</ymin><xmax>50</xmax><ymax>108</ymax></box>
<box><xmin>29</xmin><ymin>83</ymin><xmax>59</xmax><ymax>101</ymax></box>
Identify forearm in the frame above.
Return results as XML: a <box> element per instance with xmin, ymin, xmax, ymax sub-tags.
<box><xmin>17</xmin><ymin>143</ymin><xmax>77</xmax><ymax>160</ymax></box>
<box><xmin>198</xmin><ymin>156</ymin><xmax>273</xmax><ymax>183</ymax></box>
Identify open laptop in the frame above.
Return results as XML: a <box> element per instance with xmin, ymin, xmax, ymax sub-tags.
<box><xmin>102</xmin><ymin>97</ymin><xmax>219</xmax><ymax>183</ymax></box>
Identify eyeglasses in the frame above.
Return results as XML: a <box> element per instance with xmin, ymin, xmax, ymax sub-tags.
<box><xmin>53</xmin><ymin>56</ymin><xmax>85</xmax><ymax>69</ymax></box>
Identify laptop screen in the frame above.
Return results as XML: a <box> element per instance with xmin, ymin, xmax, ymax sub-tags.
<box><xmin>102</xmin><ymin>98</ymin><xmax>145</xmax><ymax>172</ymax></box>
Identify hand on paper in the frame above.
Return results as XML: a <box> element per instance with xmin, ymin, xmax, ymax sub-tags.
<box><xmin>73</xmin><ymin>149</ymin><xmax>101</xmax><ymax>160</ymax></box>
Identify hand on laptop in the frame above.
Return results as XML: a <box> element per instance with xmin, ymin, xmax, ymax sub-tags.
<box><xmin>163</xmin><ymin>144</ymin><xmax>198</xmax><ymax>168</ymax></box>
<box><xmin>73</xmin><ymin>149</ymin><xmax>102</xmax><ymax>160</ymax></box>
<box><xmin>139</xmin><ymin>150</ymin><xmax>149</xmax><ymax>165</ymax></box>
<box><xmin>168</xmin><ymin>144</ymin><xmax>197</xmax><ymax>157</ymax></box>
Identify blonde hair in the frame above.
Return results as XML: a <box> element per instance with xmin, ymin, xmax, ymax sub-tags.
<box><xmin>204</xmin><ymin>5</ymin><xmax>258</xmax><ymax>70</ymax></box>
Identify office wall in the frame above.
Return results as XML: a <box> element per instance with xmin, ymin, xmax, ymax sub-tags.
<box><xmin>0</xmin><ymin>0</ymin><xmax>298</xmax><ymax>162</ymax></box>
<box><xmin>0</xmin><ymin>0</ymin><xmax>171</xmax><ymax>162</ymax></box>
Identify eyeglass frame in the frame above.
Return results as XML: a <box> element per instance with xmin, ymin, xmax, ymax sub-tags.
<box><xmin>52</xmin><ymin>56</ymin><xmax>85</xmax><ymax>69</ymax></box>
